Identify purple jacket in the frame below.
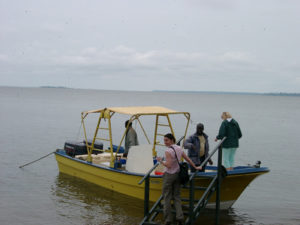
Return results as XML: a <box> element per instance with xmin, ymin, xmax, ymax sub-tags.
<box><xmin>184</xmin><ymin>132</ymin><xmax>209</xmax><ymax>165</ymax></box>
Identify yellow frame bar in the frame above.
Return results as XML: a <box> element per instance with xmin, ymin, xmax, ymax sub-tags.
<box><xmin>136</xmin><ymin>116</ymin><xmax>151</xmax><ymax>144</ymax></box>
<box><xmin>166</xmin><ymin>114</ymin><xmax>175</xmax><ymax>137</ymax></box>
<box><xmin>115</xmin><ymin>116</ymin><xmax>134</xmax><ymax>156</ymax></box>
<box><xmin>81</xmin><ymin>112</ymin><xmax>90</xmax><ymax>158</ymax></box>
<box><xmin>182</xmin><ymin>113</ymin><xmax>191</xmax><ymax>148</ymax></box>
<box><xmin>152</xmin><ymin>115</ymin><xmax>159</xmax><ymax>157</ymax></box>
<box><xmin>108</xmin><ymin>111</ymin><xmax>114</xmax><ymax>167</ymax></box>
<box><xmin>80</xmin><ymin>109</ymin><xmax>191</xmax><ymax>167</ymax></box>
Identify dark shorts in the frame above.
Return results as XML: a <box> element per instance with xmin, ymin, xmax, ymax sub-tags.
<box><xmin>190</xmin><ymin>155</ymin><xmax>206</xmax><ymax>172</ymax></box>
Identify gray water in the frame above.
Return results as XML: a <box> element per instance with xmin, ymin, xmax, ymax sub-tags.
<box><xmin>0</xmin><ymin>87</ymin><xmax>300</xmax><ymax>225</ymax></box>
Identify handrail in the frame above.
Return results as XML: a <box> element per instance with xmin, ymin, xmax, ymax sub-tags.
<box><xmin>138</xmin><ymin>162</ymin><xmax>160</xmax><ymax>185</ymax></box>
<box><xmin>139</xmin><ymin>136</ymin><xmax>227</xmax><ymax>224</ymax></box>
<box><xmin>189</xmin><ymin>137</ymin><xmax>226</xmax><ymax>181</ymax></box>
<box><xmin>176</xmin><ymin>136</ymin><xmax>185</xmax><ymax>146</ymax></box>
<box><xmin>138</xmin><ymin>136</ymin><xmax>184</xmax><ymax>185</ymax></box>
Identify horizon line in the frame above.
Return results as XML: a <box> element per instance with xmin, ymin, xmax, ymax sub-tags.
<box><xmin>1</xmin><ymin>85</ymin><xmax>300</xmax><ymax>96</ymax></box>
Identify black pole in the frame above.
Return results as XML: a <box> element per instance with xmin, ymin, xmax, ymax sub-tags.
<box><xmin>215</xmin><ymin>145</ymin><xmax>223</xmax><ymax>225</ymax></box>
<box><xmin>144</xmin><ymin>176</ymin><xmax>150</xmax><ymax>218</ymax></box>
<box><xmin>189</xmin><ymin>178</ymin><xmax>195</xmax><ymax>225</ymax></box>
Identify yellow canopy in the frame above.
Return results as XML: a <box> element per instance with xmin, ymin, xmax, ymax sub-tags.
<box><xmin>83</xmin><ymin>106</ymin><xmax>186</xmax><ymax>116</ymax></box>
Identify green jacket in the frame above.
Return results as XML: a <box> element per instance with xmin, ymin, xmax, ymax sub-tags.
<box><xmin>216</xmin><ymin>119</ymin><xmax>242</xmax><ymax>148</ymax></box>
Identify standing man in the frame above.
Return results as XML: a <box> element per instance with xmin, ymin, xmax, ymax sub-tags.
<box><xmin>123</xmin><ymin>120</ymin><xmax>139</xmax><ymax>157</ymax></box>
<box><xmin>184</xmin><ymin>123</ymin><xmax>213</xmax><ymax>172</ymax></box>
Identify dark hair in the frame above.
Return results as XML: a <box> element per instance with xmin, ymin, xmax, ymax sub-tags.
<box><xmin>164</xmin><ymin>133</ymin><xmax>176</xmax><ymax>143</ymax></box>
<box><xmin>125</xmin><ymin>120</ymin><xmax>132</xmax><ymax>128</ymax></box>
<box><xmin>197</xmin><ymin>123</ymin><xmax>204</xmax><ymax>129</ymax></box>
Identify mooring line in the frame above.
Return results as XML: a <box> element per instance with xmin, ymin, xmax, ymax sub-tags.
<box><xmin>19</xmin><ymin>151</ymin><xmax>55</xmax><ymax>168</ymax></box>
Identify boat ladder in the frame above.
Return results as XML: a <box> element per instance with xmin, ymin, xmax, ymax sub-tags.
<box><xmin>139</xmin><ymin>137</ymin><xmax>227</xmax><ymax>225</ymax></box>
<box><xmin>86</xmin><ymin>111</ymin><xmax>113</xmax><ymax>154</ymax></box>
<box><xmin>153</xmin><ymin>114</ymin><xmax>176</xmax><ymax>150</ymax></box>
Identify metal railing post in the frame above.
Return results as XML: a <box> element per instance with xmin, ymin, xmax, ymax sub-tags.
<box><xmin>138</xmin><ymin>137</ymin><xmax>226</xmax><ymax>225</ymax></box>
<box><xmin>215</xmin><ymin>145</ymin><xmax>223</xmax><ymax>225</ymax></box>
<box><xmin>189</xmin><ymin>178</ymin><xmax>195</xmax><ymax>225</ymax></box>
<box><xmin>144</xmin><ymin>176</ymin><xmax>150</xmax><ymax>218</ymax></box>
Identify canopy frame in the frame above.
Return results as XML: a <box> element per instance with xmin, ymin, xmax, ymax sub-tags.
<box><xmin>81</xmin><ymin>106</ymin><xmax>190</xmax><ymax>167</ymax></box>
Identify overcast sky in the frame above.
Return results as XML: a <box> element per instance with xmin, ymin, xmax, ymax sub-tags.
<box><xmin>0</xmin><ymin>0</ymin><xmax>299</xmax><ymax>92</ymax></box>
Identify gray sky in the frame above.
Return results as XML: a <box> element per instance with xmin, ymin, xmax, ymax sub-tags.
<box><xmin>1</xmin><ymin>0</ymin><xmax>300</xmax><ymax>92</ymax></box>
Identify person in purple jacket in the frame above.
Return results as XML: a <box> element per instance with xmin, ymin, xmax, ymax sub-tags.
<box><xmin>184</xmin><ymin>123</ymin><xmax>213</xmax><ymax>172</ymax></box>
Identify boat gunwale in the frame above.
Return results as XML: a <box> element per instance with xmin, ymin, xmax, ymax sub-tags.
<box><xmin>55</xmin><ymin>149</ymin><xmax>269</xmax><ymax>178</ymax></box>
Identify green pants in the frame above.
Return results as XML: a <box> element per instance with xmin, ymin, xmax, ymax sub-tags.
<box><xmin>222</xmin><ymin>147</ymin><xmax>237</xmax><ymax>168</ymax></box>
<box><xmin>162</xmin><ymin>172</ymin><xmax>184</xmax><ymax>223</ymax></box>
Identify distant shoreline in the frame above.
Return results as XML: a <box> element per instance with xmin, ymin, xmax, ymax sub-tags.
<box><xmin>152</xmin><ymin>90</ymin><xmax>300</xmax><ymax>96</ymax></box>
<box><xmin>40</xmin><ymin>86</ymin><xmax>70</xmax><ymax>89</ymax></box>
<box><xmin>0</xmin><ymin>85</ymin><xmax>299</xmax><ymax>96</ymax></box>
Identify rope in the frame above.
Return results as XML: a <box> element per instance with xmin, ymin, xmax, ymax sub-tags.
<box><xmin>189</xmin><ymin>117</ymin><xmax>197</xmax><ymax>126</ymax></box>
<box><xmin>76</xmin><ymin>119</ymin><xmax>83</xmax><ymax>141</ymax></box>
<box><xmin>19</xmin><ymin>151</ymin><xmax>55</xmax><ymax>168</ymax></box>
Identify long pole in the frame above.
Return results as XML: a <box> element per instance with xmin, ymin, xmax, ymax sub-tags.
<box><xmin>19</xmin><ymin>151</ymin><xmax>55</xmax><ymax>168</ymax></box>
<box><xmin>189</xmin><ymin>178</ymin><xmax>195</xmax><ymax>225</ymax></box>
<box><xmin>215</xmin><ymin>145</ymin><xmax>223</xmax><ymax>225</ymax></box>
<box><xmin>144</xmin><ymin>176</ymin><xmax>150</xmax><ymax>218</ymax></box>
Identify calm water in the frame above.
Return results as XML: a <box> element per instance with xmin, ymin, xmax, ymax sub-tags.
<box><xmin>0</xmin><ymin>87</ymin><xmax>300</xmax><ymax>225</ymax></box>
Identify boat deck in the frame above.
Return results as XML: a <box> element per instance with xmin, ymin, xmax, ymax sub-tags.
<box><xmin>60</xmin><ymin>150</ymin><xmax>269</xmax><ymax>177</ymax></box>
<box><xmin>75</xmin><ymin>153</ymin><xmax>123</xmax><ymax>167</ymax></box>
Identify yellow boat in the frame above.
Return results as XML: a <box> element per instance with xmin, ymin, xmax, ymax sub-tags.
<box><xmin>55</xmin><ymin>106</ymin><xmax>269</xmax><ymax>209</ymax></box>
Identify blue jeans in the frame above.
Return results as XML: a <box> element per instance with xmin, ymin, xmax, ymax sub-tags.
<box><xmin>222</xmin><ymin>148</ymin><xmax>237</xmax><ymax>168</ymax></box>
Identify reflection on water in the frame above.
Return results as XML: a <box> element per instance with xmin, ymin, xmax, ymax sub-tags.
<box><xmin>51</xmin><ymin>173</ymin><xmax>256</xmax><ymax>225</ymax></box>
<box><xmin>51</xmin><ymin>173</ymin><xmax>144</xmax><ymax>225</ymax></box>
<box><xmin>196</xmin><ymin>209</ymin><xmax>256</xmax><ymax>225</ymax></box>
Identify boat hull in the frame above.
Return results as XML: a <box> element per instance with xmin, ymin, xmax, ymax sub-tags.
<box><xmin>55</xmin><ymin>150</ymin><xmax>269</xmax><ymax>209</ymax></box>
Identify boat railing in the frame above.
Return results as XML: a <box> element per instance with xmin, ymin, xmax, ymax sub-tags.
<box><xmin>138</xmin><ymin>136</ymin><xmax>185</xmax><ymax>185</ymax></box>
<box><xmin>138</xmin><ymin>162</ymin><xmax>160</xmax><ymax>185</ymax></box>
<box><xmin>186</xmin><ymin>137</ymin><xmax>227</xmax><ymax>225</ymax></box>
<box><xmin>189</xmin><ymin>137</ymin><xmax>226</xmax><ymax>181</ymax></box>
<box><xmin>139</xmin><ymin>137</ymin><xmax>227</xmax><ymax>225</ymax></box>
